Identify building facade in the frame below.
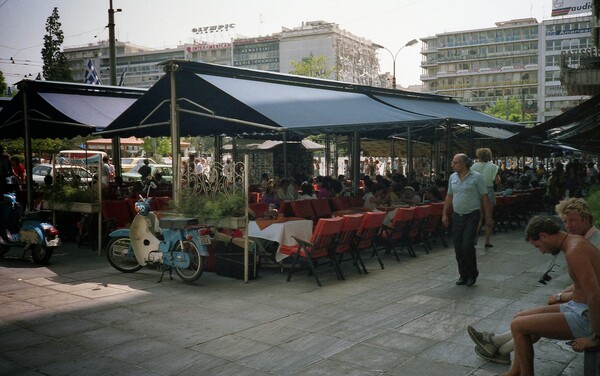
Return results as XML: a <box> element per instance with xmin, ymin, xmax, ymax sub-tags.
<box><xmin>420</xmin><ymin>16</ymin><xmax>592</xmax><ymax>123</ymax></box>
<box><xmin>63</xmin><ymin>20</ymin><xmax>383</xmax><ymax>90</ymax></box>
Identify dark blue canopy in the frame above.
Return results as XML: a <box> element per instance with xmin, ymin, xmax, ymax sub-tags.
<box><xmin>0</xmin><ymin>80</ymin><xmax>146</xmax><ymax>139</ymax></box>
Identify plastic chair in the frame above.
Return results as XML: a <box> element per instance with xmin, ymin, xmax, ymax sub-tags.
<box><xmin>348</xmin><ymin>196</ymin><xmax>365</xmax><ymax>209</ymax></box>
<box><xmin>380</xmin><ymin>207</ymin><xmax>415</xmax><ymax>261</ymax></box>
<box><xmin>249</xmin><ymin>202</ymin><xmax>268</xmax><ymax>218</ymax></box>
<box><xmin>291</xmin><ymin>199</ymin><xmax>316</xmax><ymax>222</ymax></box>
<box><xmin>278</xmin><ymin>217</ymin><xmax>344</xmax><ymax>287</ymax></box>
<box><xmin>423</xmin><ymin>202</ymin><xmax>448</xmax><ymax>248</ymax></box>
<box><xmin>311</xmin><ymin>198</ymin><xmax>333</xmax><ymax>219</ymax></box>
<box><xmin>101</xmin><ymin>199</ymin><xmax>134</xmax><ymax>230</ymax></box>
<box><xmin>333</xmin><ymin>213</ymin><xmax>365</xmax><ymax>275</ymax></box>
<box><xmin>407</xmin><ymin>205</ymin><xmax>431</xmax><ymax>256</ymax></box>
<box><xmin>353</xmin><ymin>211</ymin><xmax>387</xmax><ymax>273</ymax></box>
<box><xmin>331</xmin><ymin>196</ymin><xmax>351</xmax><ymax>211</ymax></box>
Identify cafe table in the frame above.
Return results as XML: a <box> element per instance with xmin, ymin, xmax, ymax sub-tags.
<box><xmin>247</xmin><ymin>217</ymin><xmax>313</xmax><ymax>262</ymax></box>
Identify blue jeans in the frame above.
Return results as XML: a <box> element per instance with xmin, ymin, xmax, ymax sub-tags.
<box><xmin>452</xmin><ymin>210</ymin><xmax>480</xmax><ymax>280</ymax></box>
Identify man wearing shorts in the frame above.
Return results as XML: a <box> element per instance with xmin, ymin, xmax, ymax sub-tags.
<box><xmin>468</xmin><ymin>198</ymin><xmax>600</xmax><ymax>364</ymax></box>
<box><xmin>500</xmin><ymin>216</ymin><xmax>600</xmax><ymax>376</ymax></box>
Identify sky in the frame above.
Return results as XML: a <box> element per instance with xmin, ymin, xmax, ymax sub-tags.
<box><xmin>0</xmin><ymin>0</ymin><xmax>553</xmax><ymax>88</ymax></box>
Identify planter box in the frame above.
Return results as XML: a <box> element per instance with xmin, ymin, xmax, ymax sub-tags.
<box><xmin>214</xmin><ymin>216</ymin><xmax>246</xmax><ymax>229</ymax></box>
<box><xmin>42</xmin><ymin>200</ymin><xmax>99</xmax><ymax>213</ymax></box>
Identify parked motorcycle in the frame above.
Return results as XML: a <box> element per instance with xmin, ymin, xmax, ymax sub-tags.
<box><xmin>0</xmin><ymin>192</ymin><xmax>60</xmax><ymax>264</ymax></box>
<box><xmin>105</xmin><ymin>183</ymin><xmax>210</xmax><ymax>283</ymax></box>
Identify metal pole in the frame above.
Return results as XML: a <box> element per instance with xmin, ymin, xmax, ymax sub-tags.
<box><xmin>352</xmin><ymin>131</ymin><xmax>361</xmax><ymax>196</ymax></box>
<box><xmin>108</xmin><ymin>0</ymin><xmax>121</xmax><ymax>178</ymax></box>
<box><xmin>168</xmin><ymin>63</ymin><xmax>181</xmax><ymax>204</ymax></box>
<box><xmin>282</xmin><ymin>131</ymin><xmax>288</xmax><ymax>178</ymax></box>
<box><xmin>243</xmin><ymin>154</ymin><xmax>249</xmax><ymax>283</ymax></box>
<box><xmin>22</xmin><ymin>86</ymin><xmax>33</xmax><ymax>212</ymax></box>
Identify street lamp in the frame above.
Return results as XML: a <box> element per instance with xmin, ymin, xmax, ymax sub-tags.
<box><xmin>373</xmin><ymin>39</ymin><xmax>418</xmax><ymax>89</ymax></box>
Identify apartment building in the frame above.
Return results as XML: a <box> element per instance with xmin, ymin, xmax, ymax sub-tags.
<box><xmin>420</xmin><ymin>16</ymin><xmax>592</xmax><ymax>123</ymax></box>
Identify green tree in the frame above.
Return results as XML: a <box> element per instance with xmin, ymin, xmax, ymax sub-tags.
<box><xmin>41</xmin><ymin>7</ymin><xmax>72</xmax><ymax>82</ymax></box>
<box><xmin>289</xmin><ymin>53</ymin><xmax>336</xmax><ymax>78</ymax></box>
<box><xmin>143</xmin><ymin>137</ymin><xmax>172</xmax><ymax>157</ymax></box>
<box><xmin>485</xmin><ymin>97</ymin><xmax>533</xmax><ymax>124</ymax></box>
<box><xmin>0</xmin><ymin>70</ymin><xmax>7</xmax><ymax>96</ymax></box>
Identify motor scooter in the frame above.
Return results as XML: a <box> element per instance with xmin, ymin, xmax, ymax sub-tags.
<box><xmin>0</xmin><ymin>192</ymin><xmax>60</xmax><ymax>265</ymax></box>
<box><xmin>105</xmin><ymin>183</ymin><xmax>211</xmax><ymax>283</ymax></box>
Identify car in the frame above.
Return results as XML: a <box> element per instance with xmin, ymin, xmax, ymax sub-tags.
<box><xmin>120</xmin><ymin>157</ymin><xmax>157</xmax><ymax>171</ymax></box>
<box><xmin>32</xmin><ymin>164</ymin><xmax>94</xmax><ymax>184</ymax></box>
<box><xmin>122</xmin><ymin>163</ymin><xmax>173</xmax><ymax>183</ymax></box>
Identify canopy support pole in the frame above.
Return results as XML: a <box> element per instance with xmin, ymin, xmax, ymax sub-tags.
<box><xmin>214</xmin><ymin>136</ymin><xmax>222</xmax><ymax>169</ymax></box>
<box><xmin>351</xmin><ymin>131</ymin><xmax>361</xmax><ymax>196</ymax></box>
<box><xmin>168</xmin><ymin>63</ymin><xmax>181</xmax><ymax>204</ymax></box>
<box><xmin>21</xmin><ymin>87</ymin><xmax>34</xmax><ymax>212</ymax></box>
<box><xmin>407</xmin><ymin>126</ymin><xmax>413</xmax><ymax>183</ymax></box>
<box><xmin>324</xmin><ymin>134</ymin><xmax>331</xmax><ymax>177</ymax></box>
<box><xmin>469</xmin><ymin>124</ymin><xmax>474</xmax><ymax>157</ymax></box>
<box><xmin>283</xmin><ymin>131</ymin><xmax>288</xmax><ymax>178</ymax></box>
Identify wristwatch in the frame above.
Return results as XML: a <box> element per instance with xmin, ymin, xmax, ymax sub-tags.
<box><xmin>556</xmin><ymin>293</ymin><xmax>562</xmax><ymax>302</ymax></box>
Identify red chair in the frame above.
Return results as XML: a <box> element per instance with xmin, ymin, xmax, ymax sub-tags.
<box><xmin>348</xmin><ymin>196</ymin><xmax>365</xmax><ymax>209</ymax></box>
<box><xmin>353</xmin><ymin>211</ymin><xmax>387</xmax><ymax>273</ymax></box>
<box><xmin>150</xmin><ymin>196</ymin><xmax>171</xmax><ymax>212</ymax></box>
<box><xmin>331</xmin><ymin>196</ymin><xmax>351</xmax><ymax>211</ymax></box>
<box><xmin>423</xmin><ymin>202</ymin><xmax>448</xmax><ymax>248</ymax></box>
<box><xmin>311</xmin><ymin>198</ymin><xmax>333</xmax><ymax>219</ymax></box>
<box><xmin>333</xmin><ymin>213</ymin><xmax>365</xmax><ymax>275</ymax></box>
<box><xmin>279</xmin><ymin>217</ymin><xmax>344</xmax><ymax>287</ymax></box>
<box><xmin>291</xmin><ymin>200</ymin><xmax>316</xmax><ymax>222</ymax></box>
<box><xmin>407</xmin><ymin>205</ymin><xmax>431</xmax><ymax>256</ymax></box>
<box><xmin>249</xmin><ymin>202</ymin><xmax>268</xmax><ymax>218</ymax></box>
<box><xmin>101</xmin><ymin>199</ymin><xmax>134</xmax><ymax>230</ymax></box>
<box><xmin>380</xmin><ymin>207</ymin><xmax>415</xmax><ymax>261</ymax></box>
<box><xmin>279</xmin><ymin>200</ymin><xmax>295</xmax><ymax>217</ymax></box>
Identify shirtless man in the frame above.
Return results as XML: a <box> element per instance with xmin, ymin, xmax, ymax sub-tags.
<box><xmin>503</xmin><ymin>215</ymin><xmax>600</xmax><ymax>376</ymax></box>
<box><xmin>468</xmin><ymin>198</ymin><xmax>600</xmax><ymax>364</ymax></box>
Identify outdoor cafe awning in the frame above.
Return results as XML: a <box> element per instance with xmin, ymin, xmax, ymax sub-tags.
<box><xmin>0</xmin><ymin>80</ymin><xmax>146</xmax><ymax>139</ymax></box>
<box><xmin>97</xmin><ymin>62</ymin><xmax>440</xmax><ymax>139</ymax></box>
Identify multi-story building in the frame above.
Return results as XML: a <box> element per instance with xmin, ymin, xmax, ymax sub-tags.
<box><xmin>279</xmin><ymin>20</ymin><xmax>381</xmax><ymax>86</ymax></box>
<box><xmin>233</xmin><ymin>36</ymin><xmax>280</xmax><ymax>71</ymax></box>
<box><xmin>420</xmin><ymin>18</ymin><xmax>540</xmax><ymax>122</ymax></box>
<box><xmin>64</xmin><ymin>20</ymin><xmax>382</xmax><ymax>90</ymax></box>
<box><xmin>420</xmin><ymin>15</ymin><xmax>593</xmax><ymax>123</ymax></box>
<box><xmin>540</xmin><ymin>15</ymin><xmax>592</xmax><ymax>120</ymax></box>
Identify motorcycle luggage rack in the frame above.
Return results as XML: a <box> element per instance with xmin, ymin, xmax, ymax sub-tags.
<box><xmin>159</xmin><ymin>217</ymin><xmax>198</xmax><ymax>230</ymax></box>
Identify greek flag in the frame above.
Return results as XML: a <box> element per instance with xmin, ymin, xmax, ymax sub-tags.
<box><xmin>84</xmin><ymin>59</ymin><xmax>101</xmax><ymax>85</ymax></box>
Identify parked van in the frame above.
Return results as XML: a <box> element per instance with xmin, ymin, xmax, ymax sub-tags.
<box><xmin>58</xmin><ymin>150</ymin><xmax>107</xmax><ymax>172</ymax></box>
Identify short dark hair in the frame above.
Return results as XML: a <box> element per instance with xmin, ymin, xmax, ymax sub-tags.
<box><xmin>525</xmin><ymin>215</ymin><xmax>561</xmax><ymax>241</ymax></box>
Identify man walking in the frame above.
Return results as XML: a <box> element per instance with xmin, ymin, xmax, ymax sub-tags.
<box><xmin>442</xmin><ymin>153</ymin><xmax>492</xmax><ymax>286</ymax></box>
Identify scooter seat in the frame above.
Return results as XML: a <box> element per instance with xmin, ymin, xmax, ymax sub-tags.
<box><xmin>159</xmin><ymin>217</ymin><xmax>198</xmax><ymax>230</ymax></box>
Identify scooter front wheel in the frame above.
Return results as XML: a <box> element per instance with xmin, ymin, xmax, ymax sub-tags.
<box><xmin>106</xmin><ymin>236</ymin><xmax>142</xmax><ymax>273</ymax></box>
<box><xmin>30</xmin><ymin>245</ymin><xmax>53</xmax><ymax>265</ymax></box>
<box><xmin>174</xmin><ymin>240</ymin><xmax>204</xmax><ymax>283</ymax></box>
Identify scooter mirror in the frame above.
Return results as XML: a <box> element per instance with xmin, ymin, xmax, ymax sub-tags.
<box><xmin>149</xmin><ymin>181</ymin><xmax>157</xmax><ymax>189</ymax></box>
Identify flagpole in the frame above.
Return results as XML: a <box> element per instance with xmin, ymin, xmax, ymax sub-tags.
<box><xmin>108</xmin><ymin>1</ymin><xmax>123</xmax><ymax>179</ymax></box>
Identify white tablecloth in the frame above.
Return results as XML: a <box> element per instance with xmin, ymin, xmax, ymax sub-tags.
<box><xmin>248</xmin><ymin>219</ymin><xmax>313</xmax><ymax>262</ymax></box>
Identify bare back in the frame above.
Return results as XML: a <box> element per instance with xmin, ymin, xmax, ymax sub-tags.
<box><xmin>564</xmin><ymin>235</ymin><xmax>600</xmax><ymax>304</ymax></box>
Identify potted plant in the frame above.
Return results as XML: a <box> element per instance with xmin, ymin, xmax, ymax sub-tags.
<box><xmin>41</xmin><ymin>183</ymin><xmax>99</xmax><ymax>213</ymax></box>
<box><xmin>171</xmin><ymin>189</ymin><xmax>246</xmax><ymax>229</ymax></box>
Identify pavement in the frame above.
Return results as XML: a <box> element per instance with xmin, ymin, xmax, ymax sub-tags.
<box><xmin>0</xmin><ymin>225</ymin><xmax>588</xmax><ymax>376</ymax></box>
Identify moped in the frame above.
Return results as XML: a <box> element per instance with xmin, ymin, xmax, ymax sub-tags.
<box><xmin>0</xmin><ymin>192</ymin><xmax>60</xmax><ymax>265</ymax></box>
<box><xmin>105</xmin><ymin>183</ymin><xmax>210</xmax><ymax>283</ymax></box>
